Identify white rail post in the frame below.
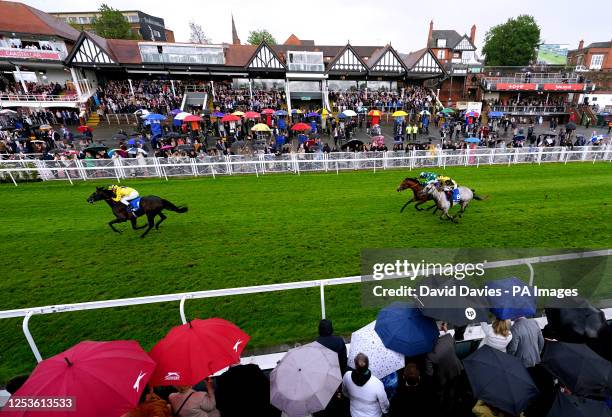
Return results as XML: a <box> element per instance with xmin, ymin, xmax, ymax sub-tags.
<box><xmin>23</xmin><ymin>311</ymin><xmax>43</xmax><ymax>363</ymax></box>
<box><xmin>320</xmin><ymin>281</ymin><xmax>326</xmax><ymax>319</ymax></box>
<box><xmin>179</xmin><ymin>296</ymin><xmax>188</xmax><ymax>324</ymax></box>
<box><xmin>527</xmin><ymin>263</ymin><xmax>535</xmax><ymax>286</ymax></box>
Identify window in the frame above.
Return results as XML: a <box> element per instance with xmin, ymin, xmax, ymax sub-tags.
<box><xmin>461</xmin><ymin>51</ymin><xmax>473</xmax><ymax>63</ymax></box>
<box><xmin>437</xmin><ymin>50</ymin><xmax>445</xmax><ymax>59</ymax></box>
<box><xmin>589</xmin><ymin>54</ymin><xmax>603</xmax><ymax>69</ymax></box>
<box><xmin>437</xmin><ymin>39</ymin><xmax>446</xmax><ymax>48</ymax></box>
<box><xmin>127</xmin><ymin>15</ymin><xmax>139</xmax><ymax>23</ymax></box>
<box><xmin>153</xmin><ymin>30</ymin><xmax>161</xmax><ymax>38</ymax></box>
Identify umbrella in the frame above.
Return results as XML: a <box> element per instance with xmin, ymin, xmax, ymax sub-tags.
<box><xmin>177</xmin><ymin>144</ymin><xmax>194</xmax><ymax>151</ymax></box>
<box><xmin>30</xmin><ymin>139</ymin><xmax>45</xmax><ymax>144</ymax></box>
<box><xmin>486</xmin><ymin>277</ymin><xmax>536</xmax><ymax>320</ymax></box>
<box><xmin>164</xmin><ymin>132</ymin><xmax>182</xmax><ymax>139</ymax></box>
<box><xmin>374</xmin><ymin>302</ymin><xmax>439</xmax><ymax>356</ymax></box>
<box><xmin>251</xmin><ymin>123</ymin><xmax>271</xmax><ymax>132</ymax></box>
<box><xmin>368</xmin><ymin>110</ymin><xmax>382</xmax><ymax>117</ymax></box>
<box><xmin>392</xmin><ymin>110</ymin><xmax>408</xmax><ymax>117</ymax></box>
<box><xmin>127</xmin><ymin>138</ymin><xmax>145</xmax><ymax>146</ymax></box>
<box><xmin>211</xmin><ymin>111</ymin><xmax>225</xmax><ymax>118</ymax></box>
<box><xmin>464</xmin><ymin>137</ymin><xmax>481</xmax><ymax>143</ymax></box>
<box><xmin>441</xmin><ymin>108</ymin><xmax>455</xmax><ymax>114</ymax></box>
<box><xmin>83</xmin><ymin>144</ymin><xmax>108</xmax><ymax>153</ymax></box>
<box><xmin>291</xmin><ymin>122</ymin><xmax>311</xmax><ymax>132</ymax></box>
<box><xmin>221</xmin><ymin>115</ymin><xmax>241</xmax><ymax>123</ymax></box>
<box><xmin>488</xmin><ymin>111</ymin><xmax>504</xmax><ymax>118</ymax></box>
<box><xmin>149</xmin><ymin>318</ymin><xmax>250</xmax><ymax>386</ymax></box>
<box><xmin>144</xmin><ymin>113</ymin><xmax>166</xmax><ymax>121</ymax></box>
<box><xmin>513</xmin><ymin>135</ymin><xmax>527</xmax><ymax>141</ymax></box>
<box><xmin>541</xmin><ymin>342</ymin><xmax>612</xmax><ymax>397</ymax></box>
<box><xmin>291</xmin><ymin>109</ymin><xmax>303</xmax><ymax>114</ymax></box>
<box><xmin>419</xmin><ymin>110</ymin><xmax>431</xmax><ymax>116</ymax></box>
<box><xmin>318</xmin><ymin>108</ymin><xmax>330</xmax><ymax>116</ymax></box>
<box><xmin>174</xmin><ymin>112</ymin><xmax>192</xmax><ymax>121</ymax></box>
<box><xmin>464</xmin><ymin>345</ymin><xmax>539</xmax><ymax>417</ymax></box>
<box><xmin>216</xmin><ymin>364</ymin><xmax>270</xmax><ymax>417</ymax></box>
<box><xmin>133</xmin><ymin>109</ymin><xmax>150</xmax><ymax>116</ymax></box>
<box><xmin>231</xmin><ymin>140</ymin><xmax>247</xmax><ymax>150</ymax></box>
<box><xmin>417</xmin><ymin>276</ymin><xmax>490</xmax><ymax>326</ymax></box>
<box><xmin>566</xmin><ymin>122</ymin><xmax>577</xmax><ymax>130</ymax></box>
<box><xmin>546</xmin><ymin>392</ymin><xmax>610</xmax><ymax>417</ymax></box>
<box><xmin>170</xmin><ymin>108</ymin><xmax>182</xmax><ymax>115</ymax></box>
<box><xmin>244</xmin><ymin>111</ymin><xmax>260</xmax><ymax>119</ymax></box>
<box><xmin>47</xmin><ymin>148</ymin><xmax>64</xmax><ymax>154</ymax></box>
<box><xmin>348</xmin><ymin>321</ymin><xmax>404</xmax><ymax>379</ymax></box>
<box><xmin>72</xmin><ymin>133</ymin><xmax>86</xmax><ymax>140</ymax></box>
<box><xmin>77</xmin><ymin>125</ymin><xmax>90</xmax><ymax>133</ymax></box>
<box><xmin>261</xmin><ymin>108</ymin><xmax>275</xmax><ymax>115</ymax></box>
<box><xmin>270</xmin><ymin>342</ymin><xmax>342</xmax><ymax>417</ymax></box>
<box><xmin>112</xmin><ymin>133</ymin><xmax>128</xmax><ymax>141</ymax></box>
<box><xmin>0</xmin><ymin>109</ymin><xmax>18</xmax><ymax>115</ymax></box>
<box><xmin>306</xmin><ymin>112</ymin><xmax>320</xmax><ymax>118</ymax></box>
<box><xmin>341</xmin><ymin>110</ymin><xmax>357</xmax><ymax>117</ymax></box>
<box><xmin>465</xmin><ymin>111</ymin><xmax>479</xmax><ymax>117</ymax></box>
<box><xmin>3</xmin><ymin>341</ymin><xmax>155</xmax><ymax>417</ymax></box>
<box><xmin>274</xmin><ymin>110</ymin><xmax>288</xmax><ymax>116</ymax></box>
<box><xmin>159</xmin><ymin>145</ymin><xmax>175</xmax><ymax>151</ymax></box>
<box><xmin>340</xmin><ymin>139</ymin><xmax>364</xmax><ymax>150</ymax></box>
<box><xmin>183</xmin><ymin>114</ymin><xmax>202</xmax><ymax>122</ymax></box>
<box><xmin>107</xmin><ymin>149</ymin><xmax>125</xmax><ymax>157</ymax></box>
<box><xmin>39</xmin><ymin>124</ymin><xmax>52</xmax><ymax>131</ymax></box>
<box><xmin>231</xmin><ymin>111</ymin><xmax>245</xmax><ymax>116</ymax></box>
<box><xmin>545</xmin><ymin>297</ymin><xmax>608</xmax><ymax>342</ymax></box>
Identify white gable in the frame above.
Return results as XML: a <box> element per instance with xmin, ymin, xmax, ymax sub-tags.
<box><xmin>410</xmin><ymin>51</ymin><xmax>443</xmax><ymax>73</ymax></box>
<box><xmin>371</xmin><ymin>50</ymin><xmax>405</xmax><ymax>73</ymax></box>
<box><xmin>330</xmin><ymin>47</ymin><xmax>366</xmax><ymax>72</ymax></box>
<box><xmin>249</xmin><ymin>45</ymin><xmax>283</xmax><ymax>69</ymax></box>
<box><xmin>71</xmin><ymin>38</ymin><xmax>115</xmax><ymax>64</ymax></box>
<box><xmin>455</xmin><ymin>36</ymin><xmax>475</xmax><ymax>51</ymax></box>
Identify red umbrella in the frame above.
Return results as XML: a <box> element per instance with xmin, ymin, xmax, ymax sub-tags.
<box><xmin>77</xmin><ymin>125</ymin><xmax>90</xmax><ymax>133</ymax></box>
<box><xmin>291</xmin><ymin>122</ymin><xmax>311</xmax><ymax>132</ymax></box>
<box><xmin>261</xmin><ymin>108</ymin><xmax>275</xmax><ymax>115</ymax></box>
<box><xmin>244</xmin><ymin>111</ymin><xmax>260</xmax><ymax>119</ymax></box>
<box><xmin>221</xmin><ymin>114</ymin><xmax>241</xmax><ymax>123</ymax></box>
<box><xmin>149</xmin><ymin>318</ymin><xmax>250</xmax><ymax>386</ymax></box>
<box><xmin>3</xmin><ymin>341</ymin><xmax>155</xmax><ymax>417</ymax></box>
<box><xmin>183</xmin><ymin>115</ymin><xmax>202</xmax><ymax>122</ymax></box>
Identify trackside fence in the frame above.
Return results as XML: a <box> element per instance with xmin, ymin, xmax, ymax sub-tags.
<box><xmin>1</xmin><ymin>146</ymin><xmax>611</xmax><ymax>186</ymax></box>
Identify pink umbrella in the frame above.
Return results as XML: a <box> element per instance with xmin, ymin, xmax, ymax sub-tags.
<box><xmin>183</xmin><ymin>115</ymin><xmax>202</xmax><ymax>122</ymax></box>
<box><xmin>159</xmin><ymin>145</ymin><xmax>175</xmax><ymax>150</ymax></box>
<box><xmin>261</xmin><ymin>108</ymin><xmax>275</xmax><ymax>115</ymax></box>
<box><xmin>244</xmin><ymin>111</ymin><xmax>260</xmax><ymax>119</ymax></box>
<box><xmin>3</xmin><ymin>341</ymin><xmax>156</xmax><ymax>417</ymax></box>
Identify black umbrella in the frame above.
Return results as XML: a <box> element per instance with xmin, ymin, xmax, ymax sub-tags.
<box><xmin>565</xmin><ymin>122</ymin><xmax>577</xmax><ymax>131</ymax></box>
<box><xmin>47</xmin><ymin>149</ymin><xmax>63</xmax><ymax>154</ymax></box>
<box><xmin>546</xmin><ymin>392</ymin><xmax>610</xmax><ymax>417</ymax></box>
<box><xmin>165</xmin><ymin>132</ymin><xmax>182</xmax><ymax>139</ymax></box>
<box><xmin>83</xmin><ymin>144</ymin><xmax>108</xmax><ymax>153</ymax></box>
<box><xmin>231</xmin><ymin>140</ymin><xmax>247</xmax><ymax>150</ymax></box>
<box><xmin>417</xmin><ymin>276</ymin><xmax>490</xmax><ymax>326</ymax></box>
<box><xmin>545</xmin><ymin>297</ymin><xmax>608</xmax><ymax>342</ymax></box>
<box><xmin>1</xmin><ymin>126</ymin><xmax>15</xmax><ymax>131</ymax></box>
<box><xmin>72</xmin><ymin>133</ymin><xmax>86</xmax><ymax>139</ymax></box>
<box><xmin>341</xmin><ymin>139</ymin><xmax>363</xmax><ymax>150</ymax></box>
<box><xmin>177</xmin><ymin>144</ymin><xmax>194</xmax><ymax>151</ymax></box>
<box><xmin>541</xmin><ymin>342</ymin><xmax>612</xmax><ymax>398</ymax></box>
<box><xmin>215</xmin><ymin>364</ymin><xmax>271</xmax><ymax>417</ymax></box>
<box><xmin>112</xmin><ymin>133</ymin><xmax>128</xmax><ymax>141</ymax></box>
<box><xmin>464</xmin><ymin>345</ymin><xmax>539</xmax><ymax>416</ymax></box>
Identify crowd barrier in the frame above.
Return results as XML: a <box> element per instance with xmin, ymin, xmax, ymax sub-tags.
<box><xmin>1</xmin><ymin>146</ymin><xmax>611</xmax><ymax>186</ymax></box>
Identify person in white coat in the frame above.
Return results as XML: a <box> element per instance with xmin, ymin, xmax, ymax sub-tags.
<box><xmin>342</xmin><ymin>353</ymin><xmax>389</xmax><ymax>417</ymax></box>
<box><xmin>479</xmin><ymin>319</ymin><xmax>513</xmax><ymax>352</ymax></box>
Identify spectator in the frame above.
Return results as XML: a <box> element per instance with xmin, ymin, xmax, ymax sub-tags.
<box><xmin>479</xmin><ymin>319</ymin><xmax>513</xmax><ymax>352</ymax></box>
<box><xmin>342</xmin><ymin>353</ymin><xmax>389</xmax><ymax>417</ymax></box>
<box><xmin>389</xmin><ymin>363</ymin><xmax>437</xmax><ymax>417</ymax></box>
<box><xmin>316</xmin><ymin>319</ymin><xmax>348</xmax><ymax>376</ymax></box>
<box><xmin>168</xmin><ymin>379</ymin><xmax>220</xmax><ymax>417</ymax></box>
<box><xmin>506</xmin><ymin>317</ymin><xmax>544</xmax><ymax>368</ymax></box>
<box><xmin>473</xmin><ymin>400</ymin><xmax>524</xmax><ymax>417</ymax></box>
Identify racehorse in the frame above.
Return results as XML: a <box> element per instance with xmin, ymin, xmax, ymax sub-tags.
<box><xmin>424</xmin><ymin>183</ymin><xmax>486</xmax><ymax>222</ymax></box>
<box><xmin>396</xmin><ymin>178</ymin><xmax>435</xmax><ymax>212</ymax></box>
<box><xmin>87</xmin><ymin>187</ymin><xmax>188</xmax><ymax>238</ymax></box>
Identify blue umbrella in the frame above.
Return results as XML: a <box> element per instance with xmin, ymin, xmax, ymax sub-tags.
<box><xmin>486</xmin><ymin>277</ymin><xmax>536</xmax><ymax>320</ymax></box>
<box><xmin>513</xmin><ymin>135</ymin><xmax>526</xmax><ymax>141</ymax></box>
<box><xmin>306</xmin><ymin>112</ymin><xmax>320</xmax><ymax>118</ymax></box>
<box><xmin>274</xmin><ymin>110</ymin><xmax>288</xmax><ymax>116</ymax></box>
<box><xmin>170</xmin><ymin>108</ymin><xmax>182</xmax><ymax>115</ymax></box>
<box><xmin>212</xmin><ymin>111</ymin><xmax>225</xmax><ymax>118</ymax></box>
<box><xmin>464</xmin><ymin>137</ymin><xmax>481</xmax><ymax>143</ymax></box>
<box><xmin>127</xmin><ymin>138</ymin><xmax>144</xmax><ymax>146</ymax></box>
<box><xmin>144</xmin><ymin>113</ymin><xmax>166</xmax><ymax>121</ymax></box>
<box><xmin>488</xmin><ymin>111</ymin><xmax>504</xmax><ymax>118</ymax></box>
<box><xmin>374</xmin><ymin>302</ymin><xmax>439</xmax><ymax>357</ymax></box>
<box><xmin>464</xmin><ymin>345</ymin><xmax>539</xmax><ymax>417</ymax></box>
<box><xmin>337</xmin><ymin>113</ymin><xmax>346</xmax><ymax>119</ymax></box>
<box><xmin>547</xmin><ymin>392</ymin><xmax>610</xmax><ymax>417</ymax></box>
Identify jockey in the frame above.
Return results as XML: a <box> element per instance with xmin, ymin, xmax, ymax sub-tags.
<box><xmin>436</xmin><ymin>175</ymin><xmax>459</xmax><ymax>203</ymax></box>
<box><xmin>418</xmin><ymin>171</ymin><xmax>439</xmax><ymax>186</ymax></box>
<box><xmin>108</xmin><ymin>184</ymin><xmax>139</xmax><ymax>214</ymax></box>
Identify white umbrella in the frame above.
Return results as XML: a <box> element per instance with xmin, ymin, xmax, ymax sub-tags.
<box><xmin>270</xmin><ymin>342</ymin><xmax>342</xmax><ymax>417</ymax></box>
<box><xmin>133</xmin><ymin>109</ymin><xmax>150</xmax><ymax>116</ymax></box>
<box><xmin>348</xmin><ymin>321</ymin><xmax>404</xmax><ymax>379</ymax></box>
<box><xmin>419</xmin><ymin>110</ymin><xmax>431</xmax><ymax>116</ymax></box>
<box><xmin>0</xmin><ymin>109</ymin><xmax>18</xmax><ymax>115</ymax></box>
<box><xmin>342</xmin><ymin>110</ymin><xmax>357</xmax><ymax>117</ymax></box>
<box><xmin>174</xmin><ymin>112</ymin><xmax>192</xmax><ymax>120</ymax></box>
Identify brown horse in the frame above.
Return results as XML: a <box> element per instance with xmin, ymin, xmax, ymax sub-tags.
<box><xmin>87</xmin><ymin>187</ymin><xmax>188</xmax><ymax>238</ymax></box>
<box><xmin>396</xmin><ymin>178</ymin><xmax>436</xmax><ymax>212</ymax></box>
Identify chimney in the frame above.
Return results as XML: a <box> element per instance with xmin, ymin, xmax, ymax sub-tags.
<box><xmin>428</xmin><ymin>20</ymin><xmax>434</xmax><ymax>45</ymax></box>
<box><xmin>578</xmin><ymin>39</ymin><xmax>584</xmax><ymax>50</ymax></box>
<box><xmin>470</xmin><ymin>24</ymin><xmax>476</xmax><ymax>44</ymax></box>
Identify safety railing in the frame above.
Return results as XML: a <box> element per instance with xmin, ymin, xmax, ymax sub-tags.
<box><xmin>0</xmin><ymin>93</ymin><xmax>78</xmax><ymax>102</ymax></box>
<box><xmin>490</xmin><ymin>105</ymin><xmax>568</xmax><ymax>114</ymax></box>
<box><xmin>103</xmin><ymin>113</ymin><xmax>140</xmax><ymax>124</ymax></box>
<box><xmin>1</xmin><ymin>146</ymin><xmax>611</xmax><ymax>186</ymax></box>
<box><xmin>481</xmin><ymin>72</ymin><xmax>580</xmax><ymax>84</ymax></box>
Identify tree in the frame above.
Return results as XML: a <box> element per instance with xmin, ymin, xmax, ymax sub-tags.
<box><xmin>247</xmin><ymin>29</ymin><xmax>276</xmax><ymax>45</ymax></box>
<box><xmin>91</xmin><ymin>4</ymin><xmax>137</xmax><ymax>40</ymax></box>
<box><xmin>482</xmin><ymin>15</ymin><xmax>541</xmax><ymax>66</ymax></box>
<box><xmin>189</xmin><ymin>21</ymin><xmax>209</xmax><ymax>44</ymax></box>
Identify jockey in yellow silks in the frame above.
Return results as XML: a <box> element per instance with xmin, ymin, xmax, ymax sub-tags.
<box><xmin>108</xmin><ymin>185</ymin><xmax>139</xmax><ymax>212</ymax></box>
<box><xmin>436</xmin><ymin>176</ymin><xmax>458</xmax><ymax>203</ymax></box>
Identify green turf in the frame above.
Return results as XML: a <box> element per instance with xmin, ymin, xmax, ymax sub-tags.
<box><xmin>0</xmin><ymin>163</ymin><xmax>611</xmax><ymax>382</ymax></box>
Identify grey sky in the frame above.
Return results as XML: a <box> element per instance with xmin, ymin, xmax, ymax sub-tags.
<box><xmin>24</xmin><ymin>0</ymin><xmax>612</xmax><ymax>53</ymax></box>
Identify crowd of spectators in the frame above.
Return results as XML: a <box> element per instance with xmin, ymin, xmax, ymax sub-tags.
<box><xmin>212</xmin><ymin>82</ymin><xmax>285</xmax><ymax>113</ymax></box>
<box><xmin>329</xmin><ymin>86</ymin><xmax>435</xmax><ymax>114</ymax></box>
<box><xmin>0</xmin><ymin>80</ymin><xmax>72</xmax><ymax>98</ymax></box>
<box><xmin>96</xmin><ymin>80</ymin><xmax>184</xmax><ymax>115</ymax></box>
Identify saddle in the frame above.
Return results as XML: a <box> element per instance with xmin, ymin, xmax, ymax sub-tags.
<box><xmin>128</xmin><ymin>197</ymin><xmax>142</xmax><ymax>213</ymax></box>
<box><xmin>444</xmin><ymin>189</ymin><xmax>461</xmax><ymax>205</ymax></box>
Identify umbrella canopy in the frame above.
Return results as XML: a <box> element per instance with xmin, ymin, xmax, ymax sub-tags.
<box><xmin>133</xmin><ymin>109</ymin><xmax>150</xmax><ymax>116</ymax></box>
<box><xmin>514</xmin><ymin>134</ymin><xmax>527</xmax><ymax>141</ymax></box>
<box><xmin>348</xmin><ymin>321</ymin><xmax>404</xmax><ymax>379</ymax></box>
<box><xmin>341</xmin><ymin>110</ymin><xmax>357</xmax><ymax>117</ymax></box>
<box><xmin>174</xmin><ymin>112</ymin><xmax>192</xmax><ymax>121</ymax></box>
<box><xmin>464</xmin><ymin>345</ymin><xmax>539</xmax><ymax>417</ymax></box>
<box><xmin>0</xmin><ymin>109</ymin><xmax>18</xmax><ymax>115</ymax></box>
<box><xmin>221</xmin><ymin>114</ymin><xmax>241</xmax><ymax>123</ymax></box>
<box><xmin>159</xmin><ymin>145</ymin><xmax>175</xmax><ymax>151</ymax></box>
<box><xmin>392</xmin><ymin>110</ymin><xmax>408</xmax><ymax>117</ymax></box>
<box><xmin>112</xmin><ymin>133</ymin><xmax>128</xmax><ymax>141</ymax></box>
<box><xmin>546</xmin><ymin>392</ymin><xmax>610</xmax><ymax>417</ymax></box>
<box><xmin>127</xmin><ymin>138</ymin><xmax>145</xmax><ymax>146</ymax></box>
<box><xmin>270</xmin><ymin>342</ymin><xmax>342</xmax><ymax>417</ymax></box>
<box><xmin>465</xmin><ymin>111</ymin><xmax>479</xmax><ymax>117</ymax></box>
<box><xmin>183</xmin><ymin>114</ymin><xmax>202</xmax><ymax>122</ymax></box>
<box><xmin>83</xmin><ymin>144</ymin><xmax>108</xmax><ymax>153</ymax></box>
<box><xmin>291</xmin><ymin>122</ymin><xmax>311</xmax><ymax>131</ymax></box>
<box><xmin>3</xmin><ymin>341</ymin><xmax>155</xmax><ymax>417</ymax></box>
<box><xmin>306</xmin><ymin>112</ymin><xmax>320</xmax><ymax>118</ymax></box>
<box><xmin>488</xmin><ymin>111</ymin><xmax>504</xmax><ymax>118</ymax></box>
<box><xmin>216</xmin><ymin>364</ymin><xmax>270</xmax><ymax>417</ymax></box>
<box><xmin>419</xmin><ymin>110</ymin><xmax>431</xmax><ymax>116</ymax></box>
<box><xmin>441</xmin><ymin>108</ymin><xmax>455</xmax><ymax>114</ymax></box>
<box><xmin>545</xmin><ymin>297</ymin><xmax>608</xmax><ymax>342</ymax></box>
<box><xmin>149</xmin><ymin>318</ymin><xmax>250</xmax><ymax>386</ymax></box>
<box><xmin>486</xmin><ymin>277</ymin><xmax>536</xmax><ymax>320</ymax></box>
<box><xmin>565</xmin><ymin>122</ymin><xmax>577</xmax><ymax>130</ymax></box>
<box><xmin>77</xmin><ymin>125</ymin><xmax>90</xmax><ymax>133</ymax></box>
<box><xmin>170</xmin><ymin>108</ymin><xmax>182</xmax><ymax>115</ymax></box>
<box><xmin>274</xmin><ymin>110</ymin><xmax>288</xmax><ymax>116</ymax></box>
<box><xmin>244</xmin><ymin>111</ymin><xmax>260</xmax><ymax>119</ymax></box>
<box><xmin>176</xmin><ymin>144</ymin><xmax>194</xmax><ymax>152</ymax></box>
<box><xmin>417</xmin><ymin>276</ymin><xmax>490</xmax><ymax>326</ymax></box>
<box><xmin>291</xmin><ymin>109</ymin><xmax>303</xmax><ymax>114</ymax></box>
<box><xmin>211</xmin><ymin>111</ymin><xmax>225</xmax><ymax>118</ymax></box>
<box><xmin>340</xmin><ymin>139</ymin><xmax>364</xmax><ymax>151</ymax></box>
<box><xmin>375</xmin><ymin>302</ymin><xmax>439</xmax><ymax>356</ymax></box>
<box><xmin>47</xmin><ymin>148</ymin><xmax>64</xmax><ymax>154</ymax></box>
<box><xmin>143</xmin><ymin>113</ymin><xmax>166</xmax><ymax>121</ymax></box>
<box><xmin>231</xmin><ymin>111</ymin><xmax>245</xmax><ymax>116</ymax></box>
<box><xmin>261</xmin><ymin>108</ymin><xmax>275</xmax><ymax>115</ymax></box>
<box><xmin>164</xmin><ymin>132</ymin><xmax>182</xmax><ymax>139</ymax></box>
<box><xmin>318</xmin><ymin>108</ymin><xmax>330</xmax><ymax>116</ymax></box>
<box><xmin>39</xmin><ymin>124</ymin><xmax>52</xmax><ymax>131</ymax></box>
<box><xmin>251</xmin><ymin>123</ymin><xmax>271</xmax><ymax>132</ymax></box>
<box><xmin>464</xmin><ymin>137</ymin><xmax>481</xmax><ymax>143</ymax></box>
<box><xmin>541</xmin><ymin>342</ymin><xmax>612</xmax><ymax>397</ymax></box>
<box><xmin>368</xmin><ymin>110</ymin><xmax>382</xmax><ymax>117</ymax></box>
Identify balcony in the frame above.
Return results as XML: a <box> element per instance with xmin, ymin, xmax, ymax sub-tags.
<box><xmin>490</xmin><ymin>105</ymin><xmax>568</xmax><ymax>115</ymax></box>
<box><xmin>0</xmin><ymin>80</ymin><xmax>94</xmax><ymax>108</ymax></box>
<box><xmin>0</xmin><ymin>46</ymin><xmax>66</xmax><ymax>61</ymax></box>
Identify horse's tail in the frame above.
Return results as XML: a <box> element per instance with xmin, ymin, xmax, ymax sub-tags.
<box><xmin>161</xmin><ymin>199</ymin><xmax>188</xmax><ymax>213</ymax></box>
<box><xmin>471</xmin><ymin>189</ymin><xmax>489</xmax><ymax>201</ymax></box>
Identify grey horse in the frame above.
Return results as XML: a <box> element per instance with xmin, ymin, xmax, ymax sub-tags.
<box><xmin>424</xmin><ymin>183</ymin><xmax>487</xmax><ymax>222</ymax></box>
